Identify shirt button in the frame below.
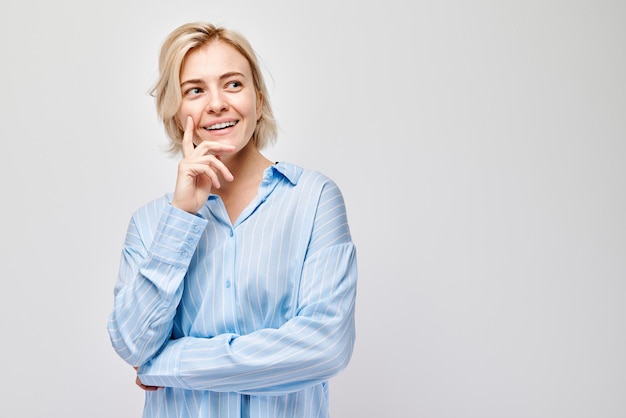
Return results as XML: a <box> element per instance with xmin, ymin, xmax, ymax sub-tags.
<box><xmin>193</xmin><ymin>225</ymin><xmax>200</xmax><ymax>232</ymax></box>
<box><xmin>229</xmin><ymin>230</ymin><xmax>234</xmax><ymax>237</ymax></box>
<box><xmin>181</xmin><ymin>251</ymin><xmax>188</xmax><ymax>258</ymax></box>
<box><xmin>225</xmin><ymin>281</ymin><xmax>231</xmax><ymax>288</ymax></box>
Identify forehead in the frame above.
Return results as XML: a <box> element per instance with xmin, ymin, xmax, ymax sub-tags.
<box><xmin>181</xmin><ymin>40</ymin><xmax>253</xmax><ymax>79</ymax></box>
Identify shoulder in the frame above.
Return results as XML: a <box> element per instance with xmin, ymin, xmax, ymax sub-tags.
<box><xmin>274</xmin><ymin>163</ymin><xmax>348</xmax><ymax>217</ymax></box>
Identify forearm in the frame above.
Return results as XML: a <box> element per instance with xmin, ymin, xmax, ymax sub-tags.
<box><xmin>140</xmin><ymin>312</ymin><xmax>355</xmax><ymax>395</ymax></box>
<box><xmin>108</xmin><ymin>205</ymin><xmax>208</xmax><ymax>366</ymax></box>
<box><xmin>108</xmin><ymin>259</ymin><xmax>187</xmax><ymax>366</ymax></box>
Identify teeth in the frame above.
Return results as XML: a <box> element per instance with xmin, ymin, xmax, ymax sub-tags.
<box><xmin>205</xmin><ymin>121</ymin><xmax>237</xmax><ymax>130</ymax></box>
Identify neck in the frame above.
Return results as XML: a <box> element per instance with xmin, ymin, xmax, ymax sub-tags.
<box><xmin>216</xmin><ymin>141</ymin><xmax>273</xmax><ymax>194</ymax></box>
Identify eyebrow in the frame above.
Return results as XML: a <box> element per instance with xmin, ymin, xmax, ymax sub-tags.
<box><xmin>180</xmin><ymin>71</ymin><xmax>246</xmax><ymax>87</ymax></box>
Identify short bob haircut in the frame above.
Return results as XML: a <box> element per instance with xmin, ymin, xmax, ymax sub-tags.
<box><xmin>150</xmin><ymin>22</ymin><xmax>277</xmax><ymax>154</ymax></box>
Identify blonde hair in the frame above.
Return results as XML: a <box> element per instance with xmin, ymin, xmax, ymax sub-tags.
<box><xmin>150</xmin><ymin>22</ymin><xmax>277</xmax><ymax>154</ymax></box>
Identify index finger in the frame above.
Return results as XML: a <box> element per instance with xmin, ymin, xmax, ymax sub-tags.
<box><xmin>181</xmin><ymin>115</ymin><xmax>195</xmax><ymax>158</ymax></box>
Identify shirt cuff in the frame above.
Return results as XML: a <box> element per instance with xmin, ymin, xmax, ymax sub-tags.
<box><xmin>148</xmin><ymin>204</ymin><xmax>208</xmax><ymax>269</ymax></box>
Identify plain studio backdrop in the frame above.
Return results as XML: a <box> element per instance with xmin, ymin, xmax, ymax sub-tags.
<box><xmin>1</xmin><ymin>1</ymin><xmax>624</xmax><ymax>417</ymax></box>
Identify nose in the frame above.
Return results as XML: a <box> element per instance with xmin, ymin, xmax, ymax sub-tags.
<box><xmin>205</xmin><ymin>91</ymin><xmax>228</xmax><ymax>113</ymax></box>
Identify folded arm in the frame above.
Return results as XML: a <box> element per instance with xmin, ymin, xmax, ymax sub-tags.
<box><xmin>139</xmin><ymin>243</ymin><xmax>357</xmax><ymax>395</ymax></box>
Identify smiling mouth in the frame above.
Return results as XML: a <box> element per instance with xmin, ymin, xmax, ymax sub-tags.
<box><xmin>204</xmin><ymin>121</ymin><xmax>238</xmax><ymax>131</ymax></box>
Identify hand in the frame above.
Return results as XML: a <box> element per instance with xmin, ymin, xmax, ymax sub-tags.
<box><xmin>133</xmin><ymin>367</ymin><xmax>161</xmax><ymax>391</ymax></box>
<box><xmin>171</xmin><ymin>116</ymin><xmax>235</xmax><ymax>214</ymax></box>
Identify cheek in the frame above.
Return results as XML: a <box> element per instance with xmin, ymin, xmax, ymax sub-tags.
<box><xmin>176</xmin><ymin>104</ymin><xmax>195</xmax><ymax>128</ymax></box>
<box><xmin>175</xmin><ymin>104</ymin><xmax>187</xmax><ymax>126</ymax></box>
<box><xmin>174</xmin><ymin>113</ymin><xmax>186</xmax><ymax>130</ymax></box>
<box><xmin>178</xmin><ymin>99</ymin><xmax>197</xmax><ymax>115</ymax></box>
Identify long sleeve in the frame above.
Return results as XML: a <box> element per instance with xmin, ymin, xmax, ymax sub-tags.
<box><xmin>138</xmin><ymin>176</ymin><xmax>358</xmax><ymax>395</ymax></box>
<box><xmin>108</xmin><ymin>163</ymin><xmax>358</xmax><ymax>417</ymax></box>
<box><xmin>108</xmin><ymin>202</ymin><xmax>208</xmax><ymax>366</ymax></box>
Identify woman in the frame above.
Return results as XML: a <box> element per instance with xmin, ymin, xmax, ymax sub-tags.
<box><xmin>107</xmin><ymin>22</ymin><xmax>357</xmax><ymax>418</ymax></box>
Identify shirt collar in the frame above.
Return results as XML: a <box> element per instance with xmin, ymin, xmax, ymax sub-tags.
<box><xmin>268</xmin><ymin>161</ymin><xmax>302</xmax><ymax>186</ymax></box>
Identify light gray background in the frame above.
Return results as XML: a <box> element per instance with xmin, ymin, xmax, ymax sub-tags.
<box><xmin>1</xmin><ymin>1</ymin><xmax>624</xmax><ymax>417</ymax></box>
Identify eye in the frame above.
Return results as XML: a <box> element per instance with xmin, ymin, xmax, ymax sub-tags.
<box><xmin>226</xmin><ymin>80</ymin><xmax>242</xmax><ymax>90</ymax></box>
<box><xmin>184</xmin><ymin>87</ymin><xmax>203</xmax><ymax>96</ymax></box>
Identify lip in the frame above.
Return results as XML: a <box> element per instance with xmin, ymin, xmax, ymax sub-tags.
<box><xmin>202</xmin><ymin>118</ymin><xmax>238</xmax><ymax>129</ymax></box>
<box><xmin>200</xmin><ymin>118</ymin><xmax>239</xmax><ymax>137</ymax></box>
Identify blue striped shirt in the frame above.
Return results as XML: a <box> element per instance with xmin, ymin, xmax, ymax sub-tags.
<box><xmin>108</xmin><ymin>162</ymin><xmax>357</xmax><ymax>418</ymax></box>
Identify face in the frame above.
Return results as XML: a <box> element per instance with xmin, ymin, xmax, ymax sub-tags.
<box><xmin>177</xmin><ymin>40</ymin><xmax>261</xmax><ymax>152</ymax></box>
